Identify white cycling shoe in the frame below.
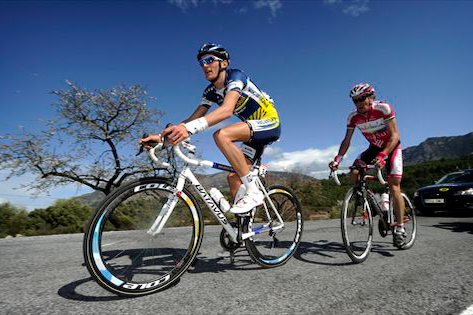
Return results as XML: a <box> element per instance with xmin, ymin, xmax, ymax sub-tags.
<box><xmin>230</xmin><ymin>190</ymin><xmax>264</xmax><ymax>214</ymax></box>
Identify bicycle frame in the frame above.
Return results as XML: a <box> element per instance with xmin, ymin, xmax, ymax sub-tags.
<box><xmin>331</xmin><ymin>166</ymin><xmax>413</xmax><ymax>229</ymax></box>
<box><xmin>331</xmin><ymin>166</ymin><xmax>390</xmax><ymax>225</ymax></box>
<box><xmin>145</xmin><ymin>140</ymin><xmax>285</xmax><ymax>243</ymax></box>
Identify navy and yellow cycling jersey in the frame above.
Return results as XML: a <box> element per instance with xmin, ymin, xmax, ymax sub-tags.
<box><xmin>200</xmin><ymin>68</ymin><xmax>280</xmax><ymax>160</ymax></box>
<box><xmin>200</xmin><ymin>69</ymin><xmax>280</xmax><ymax>125</ymax></box>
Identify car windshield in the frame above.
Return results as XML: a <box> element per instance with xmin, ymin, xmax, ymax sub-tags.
<box><xmin>436</xmin><ymin>172</ymin><xmax>473</xmax><ymax>184</ymax></box>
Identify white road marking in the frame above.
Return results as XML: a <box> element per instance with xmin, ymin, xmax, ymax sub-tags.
<box><xmin>460</xmin><ymin>304</ymin><xmax>473</xmax><ymax>315</ymax></box>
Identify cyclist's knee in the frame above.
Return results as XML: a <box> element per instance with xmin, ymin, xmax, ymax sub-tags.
<box><xmin>227</xmin><ymin>172</ymin><xmax>239</xmax><ymax>182</ymax></box>
<box><xmin>349</xmin><ymin>170</ymin><xmax>359</xmax><ymax>183</ymax></box>
<box><xmin>213</xmin><ymin>128</ymin><xmax>233</xmax><ymax>144</ymax></box>
<box><xmin>388</xmin><ymin>177</ymin><xmax>402</xmax><ymax>189</ymax></box>
<box><xmin>213</xmin><ymin>129</ymin><xmax>222</xmax><ymax>143</ymax></box>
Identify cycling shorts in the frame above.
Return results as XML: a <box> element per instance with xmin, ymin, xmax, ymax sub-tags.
<box><xmin>241</xmin><ymin>119</ymin><xmax>281</xmax><ymax>163</ymax></box>
<box><xmin>355</xmin><ymin>142</ymin><xmax>403</xmax><ymax>178</ymax></box>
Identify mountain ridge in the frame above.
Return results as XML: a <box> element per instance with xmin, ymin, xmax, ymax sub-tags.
<box><xmin>403</xmin><ymin>131</ymin><xmax>473</xmax><ymax>165</ymax></box>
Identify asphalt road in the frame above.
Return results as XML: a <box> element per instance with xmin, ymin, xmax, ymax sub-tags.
<box><xmin>1</xmin><ymin>214</ymin><xmax>472</xmax><ymax>315</ymax></box>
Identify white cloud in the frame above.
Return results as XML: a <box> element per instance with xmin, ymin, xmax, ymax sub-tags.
<box><xmin>168</xmin><ymin>0</ymin><xmax>199</xmax><ymax>10</ymax></box>
<box><xmin>168</xmin><ymin>0</ymin><xmax>282</xmax><ymax>18</ymax></box>
<box><xmin>323</xmin><ymin>0</ymin><xmax>342</xmax><ymax>4</ymax></box>
<box><xmin>324</xmin><ymin>0</ymin><xmax>370</xmax><ymax>17</ymax></box>
<box><xmin>343</xmin><ymin>0</ymin><xmax>369</xmax><ymax>17</ymax></box>
<box><xmin>237</xmin><ymin>6</ymin><xmax>248</xmax><ymax>14</ymax></box>
<box><xmin>265</xmin><ymin>145</ymin><xmax>357</xmax><ymax>179</ymax></box>
<box><xmin>253</xmin><ymin>0</ymin><xmax>282</xmax><ymax>18</ymax></box>
<box><xmin>168</xmin><ymin>0</ymin><xmax>232</xmax><ymax>11</ymax></box>
<box><xmin>264</xmin><ymin>146</ymin><xmax>283</xmax><ymax>156</ymax></box>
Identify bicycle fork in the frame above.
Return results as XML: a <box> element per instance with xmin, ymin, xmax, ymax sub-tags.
<box><xmin>350</xmin><ymin>190</ymin><xmax>369</xmax><ymax>226</ymax></box>
<box><xmin>147</xmin><ymin>175</ymin><xmax>187</xmax><ymax>236</ymax></box>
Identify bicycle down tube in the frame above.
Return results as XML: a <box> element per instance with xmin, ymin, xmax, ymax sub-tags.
<box><xmin>146</xmin><ymin>140</ymin><xmax>284</xmax><ymax>243</ymax></box>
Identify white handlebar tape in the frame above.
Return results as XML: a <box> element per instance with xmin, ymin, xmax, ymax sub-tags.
<box><xmin>184</xmin><ymin>117</ymin><xmax>209</xmax><ymax>135</ymax></box>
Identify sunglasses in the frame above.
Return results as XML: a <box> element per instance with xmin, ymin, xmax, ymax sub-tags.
<box><xmin>352</xmin><ymin>95</ymin><xmax>369</xmax><ymax>104</ymax></box>
<box><xmin>199</xmin><ymin>56</ymin><xmax>223</xmax><ymax>67</ymax></box>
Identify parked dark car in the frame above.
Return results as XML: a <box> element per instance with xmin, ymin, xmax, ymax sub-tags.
<box><xmin>413</xmin><ymin>169</ymin><xmax>473</xmax><ymax>215</ymax></box>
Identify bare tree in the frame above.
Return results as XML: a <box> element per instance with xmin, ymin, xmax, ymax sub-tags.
<box><xmin>0</xmin><ymin>81</ymin><xmax>164</xmax><ymax>196</ymax></box>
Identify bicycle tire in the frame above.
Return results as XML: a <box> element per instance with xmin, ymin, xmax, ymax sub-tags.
<box><xmin>243</xmin><ymin>185</ymin><xmax>303</xmax><ymax>268</ymax></box>
<box><xmin>83</xmin><ymin>177</ymin><xmax>204</xmax><ymax>297</ymax></box>
<box><xmin>396</xmin><ymin>193</ymin><xmax>417</xmax><ymax>250</ymax></box>
<box><xmin>341</xmin><ymin>187</ymin><xmax>373</xmax><ymax>263</ymax></box>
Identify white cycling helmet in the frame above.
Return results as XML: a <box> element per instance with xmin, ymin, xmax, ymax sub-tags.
<box><xmin>349</xmin><ymin>83</ymin><xmax>375</xmax><ymax>98</ymax></box>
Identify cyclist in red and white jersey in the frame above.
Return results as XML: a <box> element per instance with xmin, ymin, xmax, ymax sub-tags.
<box><xmin>329</xmin><ymin>83</ymin><xmax>406</xmax><ymax>247</ymax></box>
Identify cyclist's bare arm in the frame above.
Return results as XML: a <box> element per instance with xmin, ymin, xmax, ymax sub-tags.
<box><xmin>140</xmin><ymin>106</ymin><xmax>209</xmax><ymax>145</ymax></box>
<box><xmin>163</xmin><ymin>91</ymin><xmax>239</xmax><ymax>145</ymax></box>
<box><xmin>182</xmin><ymin>105</ymin><xmax>209</xmax><ymax>123</ymax></box>
<box><xmin>202</xmin><ymin>90</ymin><xmax>239</xmax><ymax>126</ymax></box>
<box><xmin>329</xmin><ymin>128</ymin><xmax>354</xmax><ymax>171</ymax></box>
<box><xmin>338</xmin><ymin>128</ymin><xmax>355</xmax><ymax>157</ymax></box>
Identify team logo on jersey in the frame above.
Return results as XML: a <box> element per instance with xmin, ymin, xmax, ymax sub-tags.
<box><xmin>235</xmin><ymin>95</ymin><xmax>249</xmax><ymax>112</ymax></box>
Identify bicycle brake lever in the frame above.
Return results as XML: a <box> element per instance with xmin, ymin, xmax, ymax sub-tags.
<box><xmin>137</xmin><ymin>133</ymin><xmax>160</xmax><ymax>156</ymax></box>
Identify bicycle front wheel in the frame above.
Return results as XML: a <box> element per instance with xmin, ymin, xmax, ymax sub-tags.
<box><xmin>243</xmin><ymin>185</ymin><xmax>303</xmax><ymax>268</ymax></box>
<box><xmin>341</xmin><ymin>188</ymin><xmax>373</xmax><ymax>263</ymax></box>
<box><xmin>397</xmin><ymin>193</ymin><xmax>417</xmax><ymax>250</ymax></box>
<box><xmin>83</xmin><ymin>177</ymin><xmax>204</xmax><ymax>297</ymax></box>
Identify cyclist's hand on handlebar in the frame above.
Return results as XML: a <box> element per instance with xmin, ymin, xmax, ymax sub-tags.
<box><xmin>162</xmin><ymin>124</ymin><xmax>189</xmax><ymax>146</ymax></box>
<box><xmin>374</xmin><ymin>152</ymin><xmax>387</xmax><ymax>169</ymax></box>
<box><xmin>329</xmin><ymin>160</ymin><xmax>339</xmax><ymax>171</ymax></box>
<box><xmin>329</xmin><ymin>154</ymin><xmax>342</xmax><ymax>171</ymax></box>
<box><xmin>140</xmin><ymin>134</ymin><xmax>162</xmax><ymax>149</ymax></box>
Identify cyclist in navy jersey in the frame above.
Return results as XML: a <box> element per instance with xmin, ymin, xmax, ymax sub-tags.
<box><xmin>329</xmin><ymin>83</ymin><xmax>407</xmax><ymax>247</ymax></box>
<box><xmin>141</xmin><ymin>43</ymin><xmax>280</xmax><ymax>214</ymax></box>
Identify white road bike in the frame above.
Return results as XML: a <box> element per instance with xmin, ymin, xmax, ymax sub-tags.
<box><xmin>331</xmin><ymin>163</ymin><xmax>416</xmax><ymax>263</ymax></box>
<box><xmin>83</xmin><ymin>138</ymin><xmax>303</xmax><ymax>296</ymax></box>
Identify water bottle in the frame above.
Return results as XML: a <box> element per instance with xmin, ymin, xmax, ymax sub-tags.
<box><xmin>380</xmin><ymin>192</ymin><xmax>390</xmax><ymax>212</ymax></box>
<box><xmin>209</xmin><ymin>188</ymin><xmax>230</xmax><ymax>212</ymax></box>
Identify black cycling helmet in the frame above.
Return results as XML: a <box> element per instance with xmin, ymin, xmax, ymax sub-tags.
<box><xmin>197</xmin><ymin>43</ymin><xmax>230</xmax><ymax>61</ymax></box>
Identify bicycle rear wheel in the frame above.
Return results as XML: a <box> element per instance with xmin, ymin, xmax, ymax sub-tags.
<box><xmin>83</xmin><ymin>177</ymin><xmax>203</xmax><ymax>296</ymax></box>
<box><xmin>341</xmin><ymin>188</ymin><xmax>373</xmax><ymax>263</ymax></box>
<box><xmin>396</xmin><ymin>193</ymin><xmax>417</xmax><ymax>250</ymax></box>
<box><xmin>243</xmin><ymin>185</ymin><xmax>303</xmax><ymax>268</ymax></box>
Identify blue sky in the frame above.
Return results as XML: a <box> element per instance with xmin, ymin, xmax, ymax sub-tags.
<box><xmin>1</xmin><ymin>0</ymin><xmax>472</xmax><ymax>209</ymax></box>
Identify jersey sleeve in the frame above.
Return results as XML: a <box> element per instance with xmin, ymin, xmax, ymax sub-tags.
<box><xmin>376</xmin><ymin>102</ymin><xmax>395</xmax><ymax>121</ymax></box>
<box><xmin>225</xmin><ymin>69</ymin><xmax>246</xmax><ymax>93</ymax></box>
<box><xmin>346</xmin><ymin>111</ymin><xmax>357</xmax><ymax>129</ymax></box>
<box><xmin>200</xmin><ymin>85</ymin><xmax>214</xmax><ymax>108</ymax></box>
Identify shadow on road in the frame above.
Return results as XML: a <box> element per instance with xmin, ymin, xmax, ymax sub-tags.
<box><xmin>431</xmin><ymin>221</ymin><xmax>473</xmax><ymax>234</ymax></box>
<box><xmin>294</xmin><ymin>240</ymin><xmax>396</xmax><ymax>265</ymax></box>
<box><xmin>59</xmin><ymin>250</ymin><xmax>264</xmax><ymax>301</ymax></box>
<box><xmin>58</xmin><ymin>277</ymin><xmax>130</xmax><ymax>301</ymax></box>
<box><xmin>421</xmin><ymin>211</ymin><xmax>473</xmax><ymax>218</ymax></box>
<box><xmin>187</xmin><ymin>249</ymin><xmax>263</xmax><ymax>274</ymax></box>
<box><xmin>58</xmin><ymin>276</ymin><xmax>181</xmax><ymax>301</ymax></box>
